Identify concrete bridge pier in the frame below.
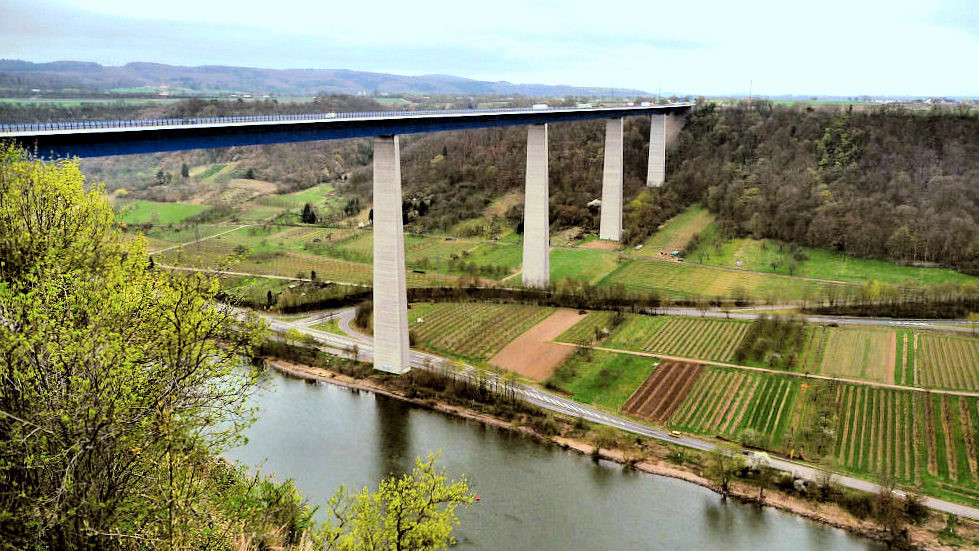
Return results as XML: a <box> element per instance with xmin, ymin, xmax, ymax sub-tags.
<box><xmin>372</xmin><ymin>134</ymin><xmax>411</xmax><ymax>374</ymax></box>
<box><xmin>522</xmin><ymin>123</ymin><xmax>550</xmax><ymax>288</ymax></box>
<box><xmin>599</xmin><ymin>118</ymin><xmax>624</xmax><ymax>241</ymax></box>
<box><xmin>646</xmin><ymin>114</ymin><xmax>666</xmax><ymax>187</ymax></box>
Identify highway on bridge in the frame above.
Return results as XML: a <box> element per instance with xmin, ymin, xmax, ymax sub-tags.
<box><xmin>0</xmin><ymin>104</ymin><xmax>692</xmax><ymax>159</ymax></box>
<box><xmin>252</xmin><ymin>306</ymin><xmax>979</xmax><ymax>522</ymax></box>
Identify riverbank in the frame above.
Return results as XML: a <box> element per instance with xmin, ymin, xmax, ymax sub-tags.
<box><xmin>264</xmin><ymin>357</ymin><xmax>978</xmax><ymax>551</ymax></box>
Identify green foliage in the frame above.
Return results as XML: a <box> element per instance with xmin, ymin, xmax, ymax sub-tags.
<box><xmin>318</xmin><ymin>453</ymin><xmax>473</xmax><ymax>551</ymax></box>
<box><xmin>0</xmin><ymin>145</ymin><xmax>272</xmax><ymax>549</ymax></box>
<box><xmin>733</xmin><ymin>315</ymin><xmax>807</xmax><ymax>369</ymax></box>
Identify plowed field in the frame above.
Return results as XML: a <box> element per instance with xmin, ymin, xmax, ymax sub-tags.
<box><xmin>622</xmin><ymin>360</ymin><xmax>704</xmax><ymax>424</ymax></box>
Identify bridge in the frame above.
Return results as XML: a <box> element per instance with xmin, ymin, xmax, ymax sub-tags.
<box><xmin>1</xmin><ymin>103</ymin><xmax>694</xmax><ymax>373</ymax></box>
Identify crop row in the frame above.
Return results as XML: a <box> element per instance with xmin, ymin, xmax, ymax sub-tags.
<box><xmin>156</xmin><ymin>239</ymin><xmax>453</xmax><ymax>287</ymax></box>
<box><xmin>606</xmin><ymin>316</ymin><xmax>748</xmax><ymax>362</ymax></box>
<box><xmin>834</xmin><ymin>386</ymin><xmax>916</xmax><ymax>481</ymax></box>
<box><xmin>916</xmin><ymin>334</ymin><xmax>979</xmax><ymax>391</ymax></box>
<box><xmin>622</xmin><ymin>360</ymin><xmax>704</xmax><ymax>424</ymax></box>
<box><xmin>817</xmin><ymin>328</ymin><xmax>895</xmax><ymax>384</ymax></box>
<box><xmin>597</xmin><ymin>257</ymin><xmax>848</xmax><ymax>301</ymax></box>
<box><xmin>409</xmin><ymin>302</ymin><xmax>554</xmax><ymax>360</ymax></box>
<box><xmin>833</xmin><ymin>385</ymin><xmax>979</xmax><ymax>497</ymax></box>
<box><xmin>669</xmin><ymin>368</ymin><xmax>797</xmax><ymax>447</ymax></box>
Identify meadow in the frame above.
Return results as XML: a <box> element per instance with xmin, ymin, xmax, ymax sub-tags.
<box><xmin>597</xmin><ymin>257</ymin><xmax>851</xmax><ymax>301</ymax></box>
<box><xmin>116</xmin><ymin>200</ymin><xmax>209</xmax><ymax>224</ymax></box>
<box><xmin>632</xmin><ymin>205</ymin><xmax>714</xmax><ymax>256</ymax></box>
<box><xmin>687</xmin><ymin>224</ymin><xmax>977</xmax><ymax>286</ymax></box>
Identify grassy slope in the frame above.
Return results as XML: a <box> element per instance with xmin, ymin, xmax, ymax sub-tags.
<box><xmin>116</xmin><ymin>200</ymin><xmax>209</xmax><ymax>224</ymax></box>
<box><xmin>688</xmin><ymin>223</ymin><xmax>977</xmax><ymax>286</ymax></box>
<box><xmin>632</xmin><ymin>205</ymin><xmax>714</xmax><ymax>256</ymax></box>
<box><xmin>550</xmin><ymin>248</ymin><xmax>621</xmax><ymax>284</ymax></box>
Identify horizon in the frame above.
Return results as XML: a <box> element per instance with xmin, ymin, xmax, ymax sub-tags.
<box><xmin>3</xmin><ymin>58</ymin><xmax>975</xmax><ymax>100</ymax></box>
<box><xmin>2</xmin><ymin>0</ymin><xmax>977</xmax><ymax>97</ymax></box>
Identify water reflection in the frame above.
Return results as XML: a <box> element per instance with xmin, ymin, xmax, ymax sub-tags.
<box><xmin>227</xmin><ymin>372</ymin><xmax>884</xmax><ymax>551</ymax></box>
<box><xmin>375</xmin><ymin>395</ymin><xmax>411</xmax><ymax>478</ymax></box>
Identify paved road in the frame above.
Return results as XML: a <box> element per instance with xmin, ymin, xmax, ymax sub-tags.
<box><xmin>252</xmin><ymin>308</ymin><xmax>979</xmax><ymax>521</ymax></box>
<box><xmin>647</xmin><ymin>306</ymin><xmax>974</xmax><ymax>333</ymax></box>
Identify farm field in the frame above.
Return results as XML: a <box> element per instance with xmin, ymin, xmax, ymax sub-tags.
<box><xmin>622</xmin><ymin>360</ymin><xmax>704</xmax><ymax>424</ymax></box>
<box><xmin>154</xmin><ymin>238</ymin><xmax>454</xmax><ymax>287</ymax></box>
<box><xmin>632</xmin><ymin>205</ymin><xmax>714</xmax><ymax>257</ymax></box>
<box><xmin>549</xmin><ymin>248</ymin><xmax>621</xmax><ymax>284</ymax></box>
<box><xmin>669</xmin><ymin>367</ymin><xmax>799</xmax><ymax>449</ymax></box>
<box><xmin>546</xmin><ymin>351</ymin><xmax>660</xmax><ymax>411</ymax></box>
<box><xmin>914</xmin><ymin>333</ymin><xmax>979</xmax><ymax>391</ymax></box>
<box><xmin>687</xmin><ymin>227</ymin><xmax>978</xmax><ymax>286</ymax></box>
<box><xmin>597</xmin><ymin>257</ymin><xmax>851</xmax><ymax>301</ymax></box>
<box><xmin>555</xmin><ymin>311</ymin><xmax>619</xmax><ymax>345</ymax></box>
<box><xmin>604</xmin><ymin>315</ymin><xmax>750</xmax><ymax>363</ymax></box>
<box><xmin>116</xmin><ymin>200</ymin><xmax>209</xmax><ymax>224</ymax></box>
<box><xmin>833</xmin><ymin>387</ymin><xmax>979</xmax><ymax>503</ymax></box>
<box><xmin>407</xmin><ymin>302</ymin><xmax>555</xmax><ymax>362</ymax></box>
<box><xmin>801</xmin><ymin>326</ymin><xmax>896</xmax><ymax>384</ymax></box>
<box><xmin>488</xmin><ymin>309</ymin><xmax>586</xmax><ymax>380</ymax></box>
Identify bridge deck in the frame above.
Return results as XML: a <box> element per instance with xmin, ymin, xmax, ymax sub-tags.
<box><xmin>0</xmin><ymin>104</ymin><xmax>693</xmax><ymax>158</ymax></box>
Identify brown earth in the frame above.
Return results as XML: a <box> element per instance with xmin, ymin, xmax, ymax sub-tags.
<box><xmin>488</xmin><ymin>309</ymin><xmax>588</xmax><ymax>380</ymax></box>
<box><xmin>579</xmin><ymin>239</ymin><xmax>621</xmax><ymax>251</ymax></box>
<box><xmin>621</xmin><ymin>360</ymin><xmax>704</xmax><ymax>424</ymax></box>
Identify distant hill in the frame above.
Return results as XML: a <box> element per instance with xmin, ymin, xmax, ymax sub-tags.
<box><xmin>0</xmin><ymin>60</ymin><xmax>648</xmax><ymax>98</ymax></box>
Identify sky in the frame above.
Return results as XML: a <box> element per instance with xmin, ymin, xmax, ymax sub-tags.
<box><xmin>1</xmin><ymin>0</ymin><xmax>977</xmax><ymax>97</ymax></box>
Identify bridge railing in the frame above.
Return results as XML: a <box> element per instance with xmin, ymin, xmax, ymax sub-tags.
<box><xmin>0</xmin><ymin>104</ymin><xmax>681</xmax><ymax>134</ymax></box>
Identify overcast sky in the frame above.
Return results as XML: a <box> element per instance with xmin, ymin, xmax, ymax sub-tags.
<box><xmin>2</xmin><ymin>0</ymin><xmax>977</xmax><ymax>96</ymax></box>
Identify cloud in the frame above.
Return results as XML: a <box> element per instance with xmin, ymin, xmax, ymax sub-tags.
<box><xmin>1</xmin><ymin>0</ymin><xmax>977</xmax><ymax>96</ymax></box>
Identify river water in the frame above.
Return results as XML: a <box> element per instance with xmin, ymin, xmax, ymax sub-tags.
<box><xmin>226</xmin><ymin>371</ymin><xmax>884</xmax><ymax>550</ymax></box>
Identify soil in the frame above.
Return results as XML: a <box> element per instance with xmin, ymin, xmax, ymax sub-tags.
<box><xmin>579</xmin><ymin>239</ymin><xmax>620</xmax><ymax>251</ymax></box>
<box><xmin>488</xmin><ymin>309</ymin><xmax>587</xmax><ymax>380</ymax></box>
<box><xmin>622</xmin><ymin>360</ymin><xmax>704</xmax><ymax>424</ymax></box>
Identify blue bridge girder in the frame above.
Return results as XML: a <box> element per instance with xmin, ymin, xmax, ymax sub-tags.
<box><xmin>0</xmin><ymin>104</ymin><xmax>693</xmax><ymax>159</ymax></box>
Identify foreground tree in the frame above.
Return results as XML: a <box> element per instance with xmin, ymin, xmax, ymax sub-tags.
<box><xmin>0</xmin><ymin>145</ymin><xmax>268</xmax><ymax>549</ymax></box>
<box><xmin>319</xmin><ymin>453</ymin><xmax>473</xmax><ymax>551</ymax></box>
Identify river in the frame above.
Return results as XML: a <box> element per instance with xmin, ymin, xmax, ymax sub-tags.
<box><xmin>226</xmin><ymin>371</ymin><xmax>884</xmax><ymax>550</ymax></box>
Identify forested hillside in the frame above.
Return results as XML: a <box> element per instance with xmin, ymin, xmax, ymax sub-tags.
<box><xmin>4</xmin><ymin>97</ymin><xmax>977</xmax><ymax>273</ymax></box>
<box><xmin>669</xmin><ymin>103</ymin><xmax>979</xmax><ymax>273</ymax></box>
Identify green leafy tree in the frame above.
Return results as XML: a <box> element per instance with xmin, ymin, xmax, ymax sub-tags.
<box><xmin>319</xmin><ymin>453</ymin><xmax>473</xmax><ymax>551</ymax></box>
<box><xmin>0</xmin><ymin>145</ymin><xmax>267</xmax><ymax>549</ymax></box>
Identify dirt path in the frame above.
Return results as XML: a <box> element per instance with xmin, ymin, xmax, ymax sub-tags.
<box><xmin>489</xmin><ymin>309</ymin><xmax>587</xmax><ymax>380</ymax></box>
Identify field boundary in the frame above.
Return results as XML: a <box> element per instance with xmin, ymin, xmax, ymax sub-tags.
<box><xmin>551</xmin><ymin>341</ymin><xmax>979</xmax><ymax>399</ymax></box>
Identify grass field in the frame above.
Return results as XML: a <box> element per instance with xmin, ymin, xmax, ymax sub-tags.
<box><xmin>546</xmin><ymin>350</ymin><xmax>660</xmax><ymax>410</ymax></box>
<box><xmin>407</xmin><ymin>302</ymin><xmax>554</xmax><ymax>362</ymax></box>
<box><xmin>801</xmin><ymin>327</ymin><xmax>896</xmax><ymax>383</ymax></box>
<box><xmin>251</xmin><ymin>183</ymin><xmax>345</xmax><ymax>220</ymax></box>
<box><xmin>669</xmin><ymin>367</ymin><xmax>799</xmax><ymax>448</ymax></box>
<box><xmin>688</xmin><ymin>226</ymin><xmax>977</xmax><ymax>286</ymax></box>
<box><xmin>116</xmin><ymin>200</ymin><xmax>209</xmax><ymax>225</ymax></box>
<box><xmin>633</xmin><ymin>205</ymin><xmax>714</xmax><ymax>257</ymax></box>
<box><xmin>550</xmin><ymin>248</ymin><xmax>622</xmax><ymax>283</ymax></box>
<box><xmin>597</xmin><ymin>257</ymin><xmax>851</xmax><ymax>301</ymax></box>
<box><xmin>604</xmin><ymin>315</ymin><xmax>750</xmax><ymax>363</ymax></box>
